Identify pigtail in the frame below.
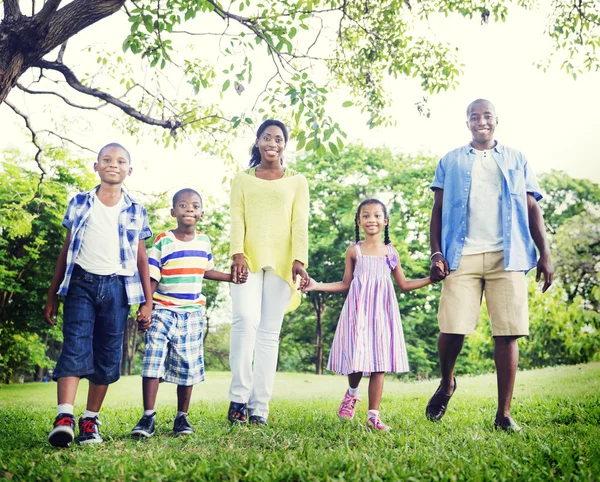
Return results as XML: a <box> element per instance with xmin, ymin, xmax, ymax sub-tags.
<box><xmin>355</xmin><ymin>218</ymin><xmax>361</xmax><ymax>243</ymax></box>
<box><xmin>384</xmin><ymin>224</ymin><xmax>390</xmax><ymax>245</ymax></box>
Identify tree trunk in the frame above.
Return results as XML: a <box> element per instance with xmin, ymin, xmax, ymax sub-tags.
<box><xmin>121</xmin><ymin>316</ymin><xmax>129</xmax><ymax>376</ymax></box>
<box><xmin>127</xmin><ymin>322</ymin><xmax>137</xmax><ymax>375</ymax></box>
<box><xmin>313</xmin><ymin>296</ymin><xmax>325</xmax><ymax>375</ymax></box>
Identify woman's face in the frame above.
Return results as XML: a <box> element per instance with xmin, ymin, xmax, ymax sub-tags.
<box><xmin>256</xmin><ymin>125</ymin><xmax>286</xmax><ymax>163</ymax></box>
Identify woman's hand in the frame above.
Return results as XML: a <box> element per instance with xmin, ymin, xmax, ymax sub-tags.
<box><xmin>292</xmin><ymin>260</ymin><xmax>308</xmax><ymax>289</ymax></box>
<box><xmin>231</xmin><ymin>253</ymin><xmax>248</xmax><ymax>284</ymax></box>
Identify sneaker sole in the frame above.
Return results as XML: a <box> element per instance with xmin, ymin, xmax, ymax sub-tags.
<box><xmin>48</xmin><ymin>427</ymin><xmax>74</xmax><ymax>447</ymax></box>
<box><xmin>338</xmin><ymin>414</ymin><xmax>355</xmax><ymax>421</ymax></box>
<box><xmin>131</xmin><ymin>429</ymin><xmax>154</xmax><ymax>438</ymax></box>
<box><xmin>174</xmin><ymin>430</ymin><xmax>194</xmax><ymax>436</ymax></box>
<box><xmin>77</xmin><ymin>437</ymin><xmax>103</xmax><ymax>445</ymax></box>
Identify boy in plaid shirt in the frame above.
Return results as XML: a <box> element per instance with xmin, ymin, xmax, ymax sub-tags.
<box><xmin>45</xmin><ymin>143</ymin><xmax>153</xmax><ymax>447</ymax></box>
<box><xmin>131</xmin><ymin>188</ymin><xmax>243</xmax><ymax>437</ymax></box>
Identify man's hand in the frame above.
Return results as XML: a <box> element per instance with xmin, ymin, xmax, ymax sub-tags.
<box><xmin>536</xmin><ymin>252</ymin><xmax>554</xmax><ymax>293</ymax></box>
<box><xmin>430</xmin><ymin>253</ymin><xmax>449</xmax><ymax>283</ymax></box>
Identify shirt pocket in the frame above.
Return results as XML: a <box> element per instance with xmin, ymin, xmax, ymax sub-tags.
<box><xmin>508</xmin><ymin>168</ymin><xmax>525</xmax><ymax>195</ymax></box>
<box><xmin>125</xmin><ymin>215</ymin><xmax>141</xmax><ymax>245</ymax></box>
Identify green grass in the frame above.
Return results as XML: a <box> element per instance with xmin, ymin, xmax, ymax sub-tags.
<box><xmin>1</xmin><ymin>363</ymin><xmax>599</xmax><ymax>481</ymax></box>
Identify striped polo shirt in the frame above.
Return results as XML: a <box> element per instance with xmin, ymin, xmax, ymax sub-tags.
<box><xmin>148</xmin><ymin>230</ymin><xmax>214</xmax><ymax>311</ymax></box>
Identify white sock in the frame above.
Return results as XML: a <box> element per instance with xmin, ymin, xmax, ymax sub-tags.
<box><xmin>144</xmin><ymin>410</ymin><xmax>155</xmax><ymax>417</ymax></box>
<box><xmin>57</xmin><ymin>404</ymin><xmax>74</xmax><ymax>416</ymax></box>
<box><xmin>176</xmin><ymin>411</ymin><xmax>187</xmax><ymax>418</ymax></box>
<box><xmin>348</xmin><ymin>386</ymin><xmax>360</xmax><ymax>396</ymax></box>
<box><xmin>83</xmin><ymin>409</ymin><xmax>99</xmax><ymax>419</ymax></box>
<box><xmin>367</xmin><ymin>410</ymin><xmax>379</xmax><ymax>419</ymax></box>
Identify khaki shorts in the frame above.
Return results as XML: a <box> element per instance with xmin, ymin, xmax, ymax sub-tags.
<box><xmin>438</xmin><ymin>251</ymin><xmax>529</xmax><ymax>336</ymax></box>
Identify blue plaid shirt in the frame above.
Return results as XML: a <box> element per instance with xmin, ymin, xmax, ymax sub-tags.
<box><xmin>58</xmin><ymin>186</ymin><xmax>152</xmax><ymax>305</ymax></box>
<box><xmin>430</xmin><ymin>142</ymin><xmax>542</xmax><ymax>272</ymax></box>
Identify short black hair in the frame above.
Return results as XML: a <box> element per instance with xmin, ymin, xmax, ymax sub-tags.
<box><xmin>172</xmin><ymin>188</ymin><xmax>203</xmax><ymax>208</ymax></box>
<box><xmin>97</xmin><ymin>143</ymin><xmax>131</xmax><ymax>163</ymax></box>
<box><xmin>466</xmin><ymin>98</ymin><xmax>496</xmax><ymax>117</ymax></box>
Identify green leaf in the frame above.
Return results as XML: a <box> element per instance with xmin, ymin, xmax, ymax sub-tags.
<box><xmin>342</xmin><ymin>101</ymin><xmax>354</xmax><ymax>107</ymax></box>
<box><xmin>222</xmin><ymin>79</ymin><xmax>231</xmax><ymax>92</ymax></box>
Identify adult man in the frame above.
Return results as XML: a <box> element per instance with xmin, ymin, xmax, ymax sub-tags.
<box><xmin>426</xmin><ymin>99</ymin><xmax>553</xmax><ymax>431</ymax></box>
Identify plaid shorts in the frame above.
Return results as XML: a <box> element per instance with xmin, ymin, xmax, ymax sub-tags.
<box><xmin>142</xmin><ymin>308</ymin><xmax>204</xmax><ymax>386</ymax></box>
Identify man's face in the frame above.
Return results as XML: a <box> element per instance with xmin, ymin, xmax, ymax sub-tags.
<box><xmin>467</xmin><ymin>101</ymin><xmax>498</xmax><ymax>146</ymax></box>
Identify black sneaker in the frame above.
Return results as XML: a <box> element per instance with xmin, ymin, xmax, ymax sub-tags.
<box><xmin>173</xmin><ymin>414</ymin><xmax>194</xmax><ymax>436</ymax></box>
<box><xmin>48</xmin><ymin>413</ymin><xmax>76</xmax><ymax>447</ymax></box>
<box><xmin>131</xmin><ymin>412</ymin><xmax>156</xmax><ymax>438</ymax></box>
<box><xmin>77</xmin><ymin>416</ymin><xmax>103</xmax><ymax>445</ymax></box>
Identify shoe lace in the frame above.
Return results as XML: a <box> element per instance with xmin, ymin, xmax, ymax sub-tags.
<box><xmin>340</xmin><ymin>393</ymin><xmax>358</xmax><ymax>412</ymax></box>
<box><xmin>81</xmin><ymin>419</ymin><xmax>97</xmax><ymax>433</ymax></box>
<box><xmin>368</xmin><ymin>415</ymin><xmax>388</xmax><ymax>430</ymax></box>
<box><xmin>55</xmin><ymin>415</ymin><xmax>73</xmax><ymax>426</ymax></box>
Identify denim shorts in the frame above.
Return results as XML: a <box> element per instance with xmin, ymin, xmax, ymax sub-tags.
<box><xmin>53</xmin><ymin>265</ymin><xmax>130</xmax><ymax>385</ymax></box>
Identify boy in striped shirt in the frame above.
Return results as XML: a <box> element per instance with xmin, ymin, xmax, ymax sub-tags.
<box><xmin>131</xmin><ymin>188</ymin><xmax>242</xmax><ymax>437</ymax></box>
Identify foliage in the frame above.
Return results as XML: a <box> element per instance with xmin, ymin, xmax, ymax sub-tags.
<box><xmin>3</xmin><ymin>1</ymin><xmax>600</xmax><ymax>160</ymax></box>
<box><xmin>1</xmin><ymin>364</ymin><xmax>600</xmax><ymax>481</ymax></box>
<box><xmin>0</xmin><ymin>149</ymin><xmax>96</xmax><ymax>383</ymax></box>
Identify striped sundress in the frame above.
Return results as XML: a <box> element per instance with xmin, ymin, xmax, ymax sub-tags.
<box><xmin>327</xmin><ymin>243</ymin><xmax>409</xmax><ymax>375</ymax></box>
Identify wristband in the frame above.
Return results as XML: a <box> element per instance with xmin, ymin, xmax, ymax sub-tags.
<box><xmin>430</xmin><ymin>251</ymin><xmax>442</xmax><ymax>260</ymax></box>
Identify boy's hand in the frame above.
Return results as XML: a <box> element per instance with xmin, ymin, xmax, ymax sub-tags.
<box><xmin>292</xmin><ymin>260</ymin><xmax>308</xmax><ymax>289</ymax></box>
<box><xmin>300</xmin><ymin>277</ymin><xmax>317</xmax><ymax>292</ymax></box>
<box><xmin>137</xmin><ymin>318</ymin><xmax>151</xmax><ymax>333</ymax></box>
<box><xmin>44</xmin><ymin>294</ymin><xmax>59</xmax><ymax>326</ymax></box>
<box><xmin>231</xmin><ymin>253</ymin><xmax>248</xmax><ymax>284</ymax></box>
<box><xmin>137</xmin><ymin>304</ymin><xmax>152</xmax><ymax>332</ymax></box>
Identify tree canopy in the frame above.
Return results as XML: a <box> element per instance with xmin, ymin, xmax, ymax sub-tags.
<box><xmin>2</xmin><ymin>0</ymin><xmax>600</xmax><ymax>166</ymax></box>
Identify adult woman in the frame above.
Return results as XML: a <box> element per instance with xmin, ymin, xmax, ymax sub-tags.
<box><xmin>228</xmin><ymin>119</ymin><xmax>309</xmax><ymax>425</ymax></box>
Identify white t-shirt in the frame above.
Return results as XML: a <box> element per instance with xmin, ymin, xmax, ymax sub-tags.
<box><xmin>463</xmin><ymin>149</ymin><xmax>504</xmax><ymax>255</ymax></box>
<box><xmin>76</xmin><ymin>195</ymin><xmax>130</xmax><ymax>275</ymax></box>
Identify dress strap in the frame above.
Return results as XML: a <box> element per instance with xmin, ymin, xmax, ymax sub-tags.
<box><xmin>385</xmin><ymin>244</ymin><xmax>399</xmax><ymax>270</ymax></box>
<box><xmin>354</xmin><ymin>242</ymin><xmax>362</xmax><ymax>257</ymax></box>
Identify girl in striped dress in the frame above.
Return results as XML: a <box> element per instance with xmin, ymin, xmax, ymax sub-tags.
<box><xmin>302</xmin><ymin>199</ymin><xmax>439</xmax><ymax>431</ymax></box>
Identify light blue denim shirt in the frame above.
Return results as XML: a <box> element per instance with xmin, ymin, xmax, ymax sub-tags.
<box><xmin>430</xmin><ymin>142</ymin><xmax>542</xmax><ymax>272</ymax></box>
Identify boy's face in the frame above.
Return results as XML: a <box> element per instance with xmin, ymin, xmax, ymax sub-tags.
<box><xmin>171</xmin><ymin>193</ymin><xmax>203</xmax><ymax>228</ymax></box>
<box><xmin>94</xmin><ymin>146</ymin><xmax>132</xmax><ymax>184</ymax></box>
<box><xmin>466</xmin><ymin>101</ymin><xmax>498</xmax><ymax>146</ymax></box>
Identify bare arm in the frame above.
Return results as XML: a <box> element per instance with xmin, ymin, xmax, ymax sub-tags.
<box><xmin>137</xmin><ymin>239</ymin><xmax>154</xmax><ymax>320</ymax></box>
<box><xmin>391</xmin><ymin>254</ymin><xmax>432</xmax><ymax>292</ymax></box>
<box><xmin>302</xmin><ymin>247</ymin><xmax>355</xmax><ymax>293</ymax></box>
<box><xmin>429</xmin><ymin>189</ymin><xmax>449</xmax><ymax>281</ymax></box>
<box><xmin>44</xmin><ymin>229</ymin><xmax>71</xmax><ymax>326</ymax></box>
<box><xmin>527</xmin><ymin>193</ymin><xmax>554</xmax><ymax>293</ymax></box>
<box><xmin>205</xmin><ymin>269</ymin><xmax>233</xmax><ymax>283</ymax></box>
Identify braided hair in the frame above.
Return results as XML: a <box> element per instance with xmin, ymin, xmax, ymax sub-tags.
<box><xmin>354</xmin><ymin>198</ymin><xmax>391</xmax><ymax>245</ymax></box>
<box><xmin>249</xmin><ymin>119</ymin><xmax>289</xmax><ymax>168</ymax></box>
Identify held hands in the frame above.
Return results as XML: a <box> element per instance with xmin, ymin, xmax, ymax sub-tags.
<box><xmin>300</xmin><ymin>277</ymin><xmax>316</xmax><ymax>292</ymax></box>
<box><xmin>536</xmin><ymin>252</ymin><xmax>554</xmax><ymax>293</ymax></box>
<box><xmin>231</xmin><ymin>254</ymin><xmax>249</xmax><ymax>284</ymax></box>
<box><xmin>44</xmin><ymin>294</ymin><xmax>59</xmax><ymax>326</ymax></box>
<box><xmin>137</xmin><ymin>304</ymin><xmax>152</xmax><ymax>333</ymax></box>
<box><xmin>430</xmin><ymin>254</ymin><xmax>449</xmax><ymax>283</ymax></box>
<box><xmin>292</xmin><ymin>260</ymin><xmax>309</xmax><ymax>290</ymax></box>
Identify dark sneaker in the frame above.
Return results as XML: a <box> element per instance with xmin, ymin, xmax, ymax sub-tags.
<box><xmin>173</xmin><ymin>414</ymin><xmax>194</xmax><ymax>436</ymax></box>
<box><xmin>131</xmin><ymin>412</ymin><xmax>156</xmax><ymax>438</ymax></box>
<box><xmin>48</xmin><ymin>413</ymin><xmax>76</xmax><ymax>447</ymax></box>
<box><xmin>77</xmin><ymin>416</ymin><xmax>103</xmax><ymax>445</ymax></box>
<box><xmin>249</xmin><ymin>415</ymin><xmax>268</xmax><ymax>426</ymax></box>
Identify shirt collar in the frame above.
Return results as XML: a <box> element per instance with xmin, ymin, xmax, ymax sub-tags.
<box><xmin>88</xmin><ymin>185</ymin><xmax>134</xmax><ymax>207</ymax></box>
<box><xmin>466</xmin><ymin>141</ymin><xmax>503</xmax><ymax>155</ymax></box>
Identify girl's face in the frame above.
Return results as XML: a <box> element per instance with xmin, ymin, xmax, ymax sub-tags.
<box><xmin>255</xmin><ymin>125</ymin><xmax>286</xmax><ymax>164</ymax></box>
<box><xmin>358</xmin><ymin>203</ymin><xmax>388</xmax><ymax>236</ymax></box>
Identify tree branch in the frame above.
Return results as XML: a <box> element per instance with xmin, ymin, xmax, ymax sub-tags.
<box><xmin>35</xmin><ymin>59</ymin><xmax>183</xmax><ymax>132</ymax></box>
<box><xmin>35</xmin><ymin>0</ymin><xmax>62</xmax><ymax>27</ymax></box>
<box><xmin>3</xmin><ymin>99</ymin><xmax>47</xmax><ymax>189</ymax></box>
<box><xmin>16</xmin><ymin>82</ymin><xmax>104</xmax><ymax>110</ymax></box>
<box><xmin>3</xmin><ymin>0</ymin><xmax>22</xmax><ymax>20</ymax></box>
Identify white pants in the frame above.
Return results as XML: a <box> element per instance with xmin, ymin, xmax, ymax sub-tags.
<box><xmin>229</xmin><ymin>268</ymin><xmax>292</xmax><ymax>418</ymax></box>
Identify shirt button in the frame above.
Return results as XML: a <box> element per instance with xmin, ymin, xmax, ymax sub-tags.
<box><xmin>461</xmin><ymin>237</ymin><xmax>464</xmax><ymax>241</ymax></box>
<box><xmin>467</xmin><ymin>171</ymin><xmax>471</xmax><ymax>175</ymax></box>
<box><xmin>464</xmin><ymin>188</ymin><xmax>468</xmax><ymax>191</ymax></box>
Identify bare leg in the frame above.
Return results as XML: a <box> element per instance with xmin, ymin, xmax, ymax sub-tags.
<box><xmin>438</xmin><ymin>332</ymin><xmax>464</xmax><ymax>395</ymax></box>
<box><xmin>177</xmin><ymin>385</ymin><xmax>194</xmax><ymax>413</ymax></box>
<box><xmin>367</xmin><ymin>372</ymin><xmax>385</xmax><ymax>411</ymax></box>
<box><xmin>494</xmin><ymin>336</ymin><xmax>519</xmax><ymax>420</ymax></box>
<box><xmin>86</xmin><ymin>382</ymin><xmax>109</xmax><ymax>412</ymax></box>
<box><xmin>142</xmin><ymin>377</ymin><xmax>160</xmax><ymax>411</ymax></box>
<box><xmin>348</xmin><ymin>372</ymin><xmax>362</xmax><ymax>389</ymax></box>
<box><xmin>57</xmin><ymin>376</ymin><xmax>80</xmax><ymax>405</ymax></box>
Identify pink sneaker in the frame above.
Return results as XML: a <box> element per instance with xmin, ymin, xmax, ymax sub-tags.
<box><xmin>337</xmin><ymin>390</ymin><xmax>360</xmax><ymax>420</ymax></box>
<box><xmin>366</xmin><ymin>413</ymin><xmax>391</xmax><ymax>431</ymax></box>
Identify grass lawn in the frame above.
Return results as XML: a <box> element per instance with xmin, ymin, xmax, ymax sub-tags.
<box><xmin>1</xmin><ymin>363</ymin><xmax>599</xmax><ymax>481</ymax></box>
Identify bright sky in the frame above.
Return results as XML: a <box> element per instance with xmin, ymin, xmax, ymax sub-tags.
<box><xmin>1</xmin><ymin>4</ymin><xmax>599</xmax><ymax>208</ymax></box>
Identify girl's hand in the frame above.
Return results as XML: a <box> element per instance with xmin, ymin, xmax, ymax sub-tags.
<box><xmin>300</xmin><ymin>277</ymin><xmax>317</xmax><ymax>292</ymax></box>
<box><xmin>430</xmin><ymin>253</ymin><xmax>449</xmax><ymax>282</ymax></box>
<box><xmin>292</xmin><ymin>260</ymin><xmax>308</xmax><ymax>289</ymax></box>
<box><xmin>231</xmin><ymin>253</ymin><xmax>248</xmax><ymax>284</ymax></box>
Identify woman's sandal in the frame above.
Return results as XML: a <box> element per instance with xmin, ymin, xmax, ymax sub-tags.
<box><xmin>228</xmin><ymin>401</ymin><xmax>248</xmax><ymax>424</ymax></box>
